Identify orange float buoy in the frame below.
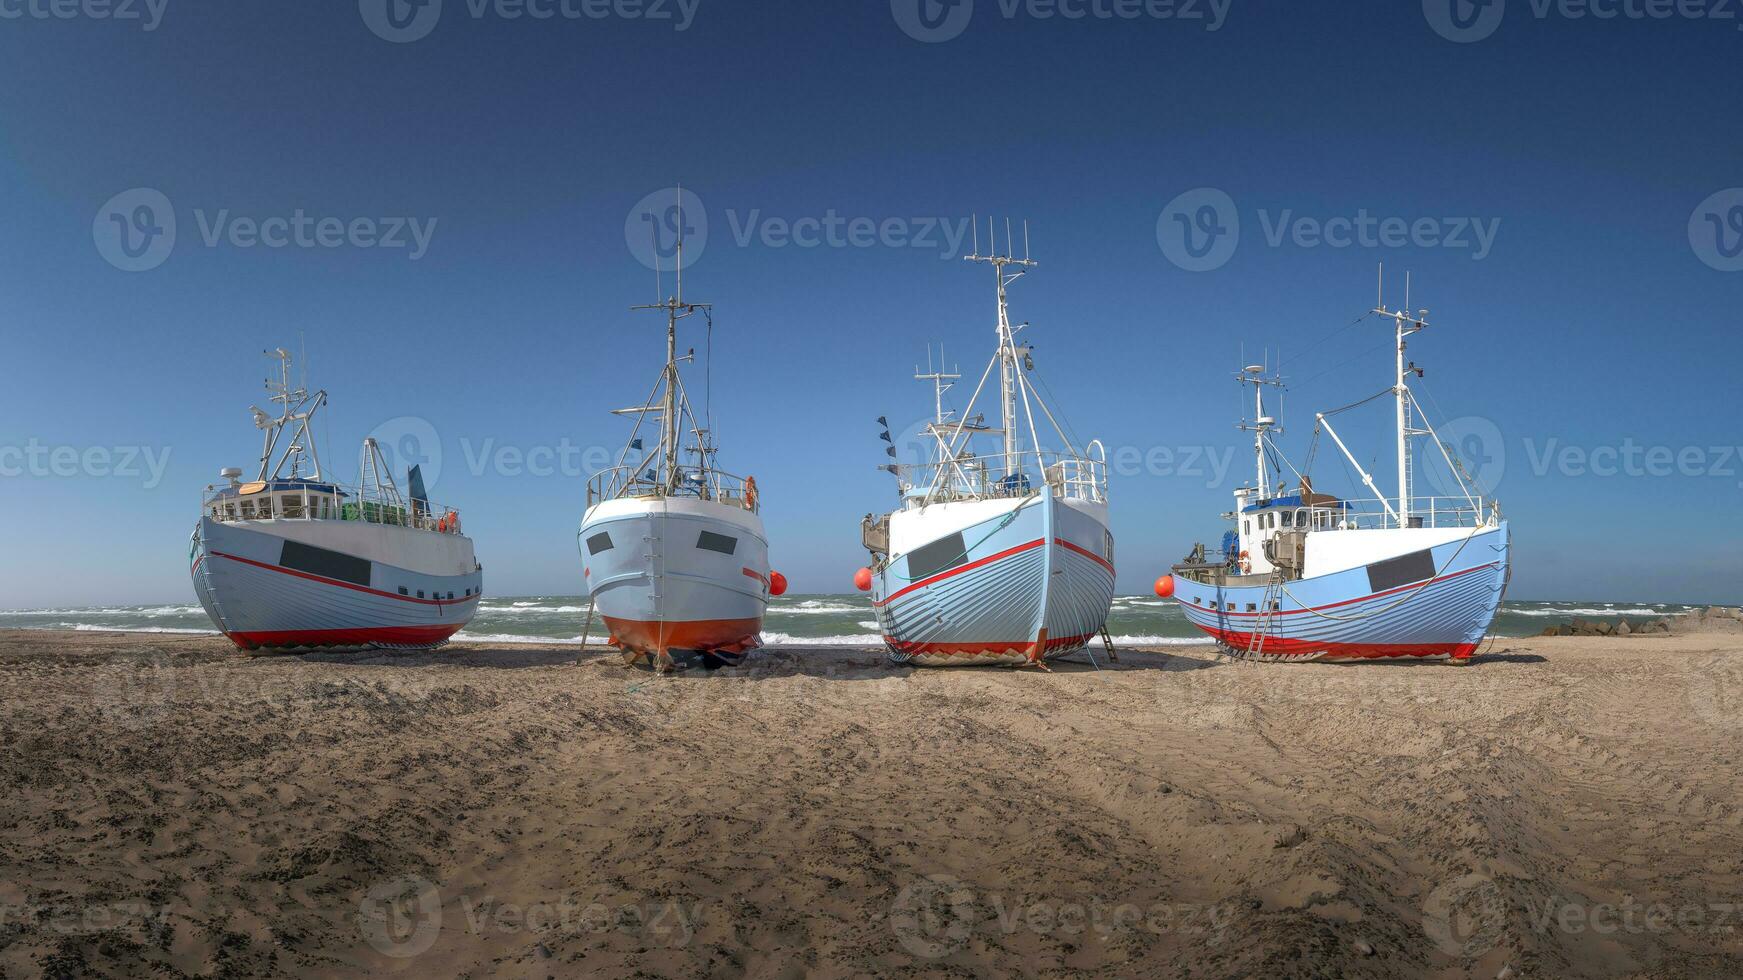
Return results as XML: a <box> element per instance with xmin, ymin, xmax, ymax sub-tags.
<box><xmin>1153</xmin><ymin>574</ymin><xmax>1175</xmax><ymax>599</ymax></box>
<box><xmin>769</xmin><ymin>571</ymin><xmax>788</xmax><ymax>597</ymax></box>
<box><xmin>854</xmin><ymin>567</ymin><xmax>874</xmax><ymax>592</ymax></box>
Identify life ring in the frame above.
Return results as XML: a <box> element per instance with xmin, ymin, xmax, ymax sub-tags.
<box><xmin>1238</xmin><ymin>550</ymin><xmax>1251</xmax><ymax>574</ymax></box>
<box><xmin>745</xmin><ymin>476</ymin><xmax>759</xmax><ymax>511</ymax></box>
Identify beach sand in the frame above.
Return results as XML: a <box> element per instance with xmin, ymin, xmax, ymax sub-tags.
<box><xmin>2</xmin><ymin>627</ymin><xmax>1741</xmax><ymax>978</ymax></box>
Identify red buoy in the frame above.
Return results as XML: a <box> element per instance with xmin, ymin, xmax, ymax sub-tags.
<box><xmin>854</xmin><ymin>567</ymin><xmax>874</xmax><ymax>592</ymax></box>
<box><xmin>769</xmin><ymin>571</ymin><xmax>788</xmax><ymax>597</ymax></box>
<box><xmin>1153</xmin><ymin>574</ymin><xmax>1176</xmax><ymax>599</ymax></box>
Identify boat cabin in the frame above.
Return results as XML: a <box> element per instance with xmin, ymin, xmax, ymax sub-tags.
<box><xmin>1232</xmin><ymin>489</ymin><xmax>1349</xmax><ymax>577</ymax></box>
<box><xmin>207</xmin><ymin>478</ymin><xmax>346</xmax><ymax>522</ymax></box>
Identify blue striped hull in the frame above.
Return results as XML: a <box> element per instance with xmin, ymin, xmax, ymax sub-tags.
<box><xmin>1173</xmin><ymin>522</ymin><xmax>1510</xmax><ymax>662</ymax></box>
<box><xmin>872</xmin><ymin>489</ymin><xmax>1116</xmax><ymax>667</ymax></box>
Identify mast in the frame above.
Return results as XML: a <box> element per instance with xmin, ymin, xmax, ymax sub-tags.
<box><xmin>915</xmin><ymin>347</ymin><xmax>960</xmax><ymax>427</ymax></box>
<box><xmin>1237</xmin><ymin>363</ymin><xmax>1284</xmax><ymax>500</ymax></box>
<box><xmin>965</xmin><ymin>218</ymin><xmax>1036</xmax><ymax>477</ymax></box>
<box><xmin>1373</xmin><ymin>266</ymin><xmax>1429</xmax><ymax>526</ymax></box>
<box><xmin>253</xmin><ymin>347</ymin><xmax>325</xmax><ymax>483</ymax></box>
<box><xmin>629</xmin><ymin>186</ymin><xmax>709</xmax><ymax>496</ymax></box>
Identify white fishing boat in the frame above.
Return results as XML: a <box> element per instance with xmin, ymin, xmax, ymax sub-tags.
<box><xmin>578</xmin><ymin>206</ymin><xmax>782</xmax><ymax>671</ymax></box>
<box><xmin>191</xmin><ymin>349</ymin><xmax>482</xmax><ymax>651</ymax></box>
<box><xmin>857</xmin><ymin>222</ymin><xmax>1115</xmax><ymax>667</ymax></box>
<box><xmin>1157</xmin><ymin>272</ymin><xmax>1510</xmax><ymax>663</ymax></box>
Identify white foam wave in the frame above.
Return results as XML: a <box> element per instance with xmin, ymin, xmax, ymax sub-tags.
<box><xmin>57</xmin><ymin>624</ymin><xmax>218</xmax><ymax>635</ymax></box>
<box><xmin>1508</xmin><ymin>607</ymin><xmax>1671</xmax><ymax>617</ymax></box>
<box><xmin>451</xmin><ymin>632</ymin><xmax>587</xmax><ymax>645</ymax></box>
<box><xmin>857</xmin><ymin>621</ymin><xmax>880</xmax><ymax>630</ymax></box>
<box><xmin>767</xmin><ymin>603</ymin><xmax>863</xmax><ymax>615</ymax></box>
<box><xmin>476</xmin><ymin>605</ymin><xmax>588</xmax><ymax>615</ymax></box>
<box><xmin>760</xmin><ymin>632</ymin><xmax>884</xmax><ymax>647</ymax></box>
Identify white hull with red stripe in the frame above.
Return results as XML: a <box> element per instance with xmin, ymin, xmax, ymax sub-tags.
<box><xmin>191</xmin><ymin>516</ymin><xmax>482</xmax><ymax>651</ymax></box>
<box><xmin>871</xmin><ymin>486</ymin><xmax>1115</xmax><ymax>666</ymax></box>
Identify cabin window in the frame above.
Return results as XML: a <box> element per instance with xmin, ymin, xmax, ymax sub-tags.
<box><xmin>417</xmin><ymin>590</ymin><xmax>425</xmax><ymax>599</ymax></box>
<box><xmin>279</xmin><ymin>540</ymin><xmax>372</xmax><ymax>587</ymax></box>
<box><xmin>907</xmin><ymin>531</ymin><xmax>967</xmax><ymax>580</ymax></box>
<box><xmin>697</xmin><ymin>531</ymin><xmax>738</xmax><ymax>555</ymax></box>
<box><xmin>586</xmin><ymin>532</ymin><xmax>614</xmax><ymax>555</ymax></box>
<box><xmin>1246</xmin><ymin>603</ymin><xmax>1256</xmax><ymax>612</ymax></box>
<box><xmin>447</xmin><ymin>592</ymin><xmax>455</xmax><ymax>600</ymax></box>
<box><xmin>399</xmin><ymin>586</ymin><xmax>409</xmax><ymax>596</ymax></box>
<box><xmin>1243</xmin><ymin>520</ymin><xmax>1251</xmax><ymax>535</ymax></box>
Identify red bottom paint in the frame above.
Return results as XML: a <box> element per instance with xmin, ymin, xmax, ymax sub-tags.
<box><xmin>227</xmin><ymin>624</ymin><xmax>465</xmax><ymax>651</ymax></box>
<box><xmin>1205</xmin><ymin>627</ymin><xmax>1477</xmax><ymax>662</ymax></box>
<box><xmin>602</xmin><ymin>616</ymin><xmax>763</xmax><ymax>656</ymax></box>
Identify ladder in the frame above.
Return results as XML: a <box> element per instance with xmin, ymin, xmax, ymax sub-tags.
<box><xmin>1237</xmin><ymin>575</ymin><xmax>1286</xmax><ymax>663</ymax></box>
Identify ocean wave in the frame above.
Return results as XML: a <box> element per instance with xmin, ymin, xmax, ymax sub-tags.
<box><xmin>857</xmin><ymin>621</ymin><xmax>880</xmax><ymax>630</ymax></box>
<box><xmin>761</xmin><ymin>632</ymin><xmax>885</xmax><ymax>647</ymax></box>
<box><xmin>767</xmin><ymin>603</ymin><xmax>864</xmax><ymax>615</ymax></box>
<box><xmin>1507</xmin><ymin>607</ymin><xmax>1674</xmax><ymax>617</ymax></box>
<box><xmin>476</xmin><ymin>605</ymin><xmax>588</xmax><ymax>615</ymax></box>
<box><xmin>451</xmin><ymin>632</ymin><xmax>587</xmax><ymax>645</ymax></box>
<box><xmin>56</xmin><ymin>624</ymin><xmax>219</xmax><ymax>635</ymax></box>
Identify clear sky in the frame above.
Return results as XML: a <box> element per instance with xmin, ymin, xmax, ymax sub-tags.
<box><xmin>1</xmin><ymin>0</ymin><xmax>1739</xmax><ymax>607</ymax></box>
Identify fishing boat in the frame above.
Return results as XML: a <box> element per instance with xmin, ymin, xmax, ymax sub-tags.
<box><xmin>190</xmin><ymin>349</ymin><xmax>482</xmax><ymax>652</ymax></box>
<box><xmin>857</xmin><ymin>222</ymin><xmax>1115</xmax><ymax>667</ymax></box>
<box><xmin>578</xmin><ymin>212</ymin><xmax>781</xmax><ymax>671</ymax></box>
<box><xmin>1157</xmin><ymin>274</ymin><xmax>1510</xmax><ymax>663</ymax></box>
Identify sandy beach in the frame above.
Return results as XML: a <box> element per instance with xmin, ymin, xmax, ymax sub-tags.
<box><xmin>2</xmin><ymin>626</ymin><xmax>1741</xmax><ymax>978</ymax></box>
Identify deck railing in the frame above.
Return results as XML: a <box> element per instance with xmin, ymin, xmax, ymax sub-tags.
<box><xmin>585</xmin><ymin>465</ymin><xmax>762</xmax><ymax>514</ymax></box>
<box><xmin>1291</xmin><ymin>496</ymin><xmax>1493</xmax><ymax>532</ymax></box>
<box><xmin>896</xmin><ymin>446</ymin><xmax>1109</xmax><ymax>508</ymax></box>
<box><xmin>200</xmin><ymin>482</ymin><xmax>465</xmax><ymax>534</ymax></box>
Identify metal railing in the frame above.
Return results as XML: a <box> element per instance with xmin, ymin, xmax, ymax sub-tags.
<box><xmin>896</xmin><ymin>446</ymin><xmax>1109</xmax><ymax>508</ymax></box>
<box><xmin>585</xmin><ymin>465</ymin><xmax>761</xmax><ymax>514</ymax></box>
<box><xmin>200</xmin><ymin>482</ymin><xmax>465</xmax><ymax>534</ymax></box>
<box><xmin>1286</xmin><ymin>496</ymin><xmax>1493</xmax><ymax>532</ymax></box>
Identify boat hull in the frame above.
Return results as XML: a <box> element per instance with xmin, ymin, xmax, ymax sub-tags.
<box><xmin>579</xmin><ymin>496</ymin><xmax>769</xmax><ymax>664</ymax></box>
<box><xmin>1173</xmin><ymin>522</ymin><xmax>1510</xmax><ymax>662</ymax></box>
<box><xmin>872</xmin><ymin>488</ymin><xmax>1115</xmax><ymax>667</ymax></box>
<box><xmin>190</xmin><ymin>517</ymin><xmax>482</xmax><ymax>651</ymax></box>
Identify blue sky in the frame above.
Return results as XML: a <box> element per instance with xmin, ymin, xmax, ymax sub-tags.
<box><xmin>1</xmin><ymin>0</ymin><xmax>1739</xmax><ymax>607</ymax></box>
